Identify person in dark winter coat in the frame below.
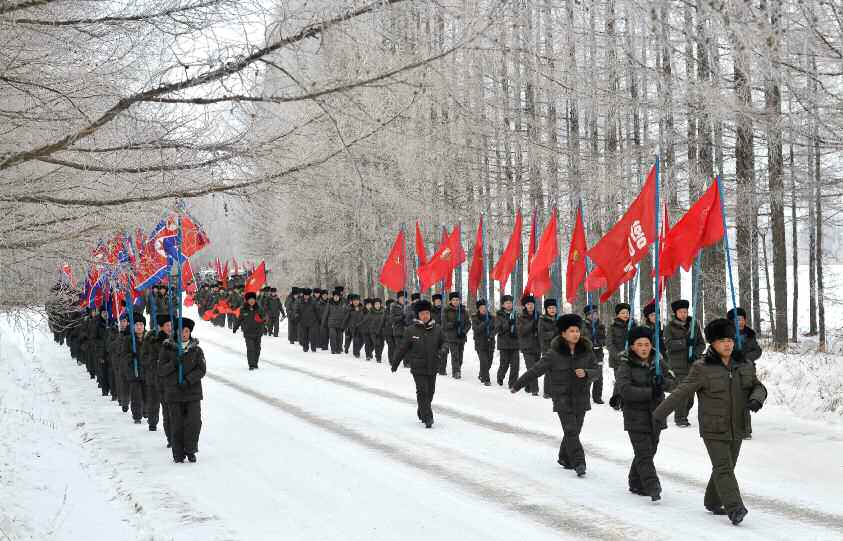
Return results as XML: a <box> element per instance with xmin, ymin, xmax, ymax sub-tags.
<box><xmin>265</xmin><ymin>288</ymin><xmax>285</xmax><ymax>337</ymax></box>
<box><xmin>727</xmin><ymin>307</ymin><xmax>762</xmax><ymax>440</ymax></box>
<box><xmin>361</xmin><ymin>299</ymin><xmax>375</xmax><ymax>359</ymax></box>
<box><xmin>537</xmin><ymin>299</ymin><xmax>559</xmax><ymax>398</ymax></box>
<box><xmin>391</xmin><ymin>300</ymin><xmax>446</xmax><ymax>428</ymax></box>
<box><xmin>318</xmin><ymin>290</ymin><xmax>331</xmax><ymax>349</ymax></box>
<box><xmin>494</xmin><ymin>295</ymin><xmax>520</xmax><ymax>387</ymax></box>
<box><xmin>140</xmin><ymin>314</ymin><xmax>170</xmax><ymax>433</ymax></box>
<box><xmin>323</xmin><ymin>288</ymin><xmax>349</xmax><ymax>354</ymax></box>
<box><xmin>511</xmin><ymin>313</ymin><xmax>598</xmax><ymax>477</ymax></box>
<box><xmin>441</xmin><ymin>292</ymin><xmax>470</xmax><ymax>378</ymax></box>
<box><xmin>285</xmin><ymin>287</ymin><xmax>300</xmax><ymax>344</ymax></box>
<box><xmin>112</xmin><ymin>317</ymin><xmax>130</xmax><ymax>412</ymax></box>
<box><xmin>582</xmin><ymin>304</ymin><xmax>607</xmax><ymax>404</ymax></box>
<box><xmin>641</xmin><ymin>300</ymin><xmax>666</xmax><ymax>355</ymax></box>
<box><xmin>388</xmin><ymin>291</ymin><xmax>410</xmax><ymax>364</ymax></box>
<box><xmin>342</xmin><ymin>295</ymin><xmax>366</xmax><ymax>357</ymax></box>
<box><xmin>516</xmin><ymin>295</ymin><xmax>541</xmax><ymax>396</ymax></box>
<box><xmin>663</xmin><ymin>299</ymin><xmax>705</xmax><ymax>427</ymax></box>
<box><xmin>607</xmin><ymin>303</ymin><xmax>631</xmax><ymax>373</ymax></box>
<box><xmin>233</xmin><ymin>291</ymin><xmax>266</xmax><ymax>369</ymax></box>
<box><xmin>384</xmin><ymin>299</ymin><xmax>396</xmax><ymax>361</ymax></box>
<box><xmin>614</xmin><ymin>325</ymin><xmax>676</xmax><ymax>501</ymax></box>
<box><xmin>159</xmin><ymin>318</ymin><xmax>206</xmax><ymax>463</ymax></box>
<box><xmin>471</xmin><ymin>300</ymin><xmax>496</xmax><ymax>385</ymax></box>
<box><xmin>654</xmin><ymin>318</ymin><xmax>767</xmax><ymax>526</ymax></box>
<box><xmin>155</xmin><ymin>315</ymin><xmax>174</xmax><ymax>446</ymax></box>
<box><xmin>431</xmin><ymin>293</ymin><xmax>447</xmax><ymax>368</ymax></box>
<box><xmin>122</xmin><ymin>313</ymin><xmax>148</xmax><ymax>423</ymax></box>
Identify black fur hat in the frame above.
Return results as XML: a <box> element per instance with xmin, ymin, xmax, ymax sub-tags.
<box><xmin>671</xmin><ymin>299</ymin><xmax>690</xmax><ymax>313</ymax></box>
<box><xmin>556</xmin><ymin>313</ymin><xmax>583</xmax><ymax>333</ymax></box>
<box><xmin>727</xmin><ymin>307</ymin><xmax>747</xmax><ymax>321</ymax></box>
<box><xmin>396</xmin><ymin>290</ymin><xmax>407</xmax><ymax>299</ymax></box>
<box><xmin>156</xmin><ymin>314</ymin><xmax>171</xmax><ymax>327</ymax></box>
<box><xmin>348</xmin><ymin>294</ymin><xmax>360</xmax><ymax>301</ymax></box>
<box><xmin>432</xmin><ymin>293</ymin><xmax>443</xmax><ymax>302</ymax></box>
<box><xmin>643</xmin><ymin>299</ymin><xmax>656</xmax><ymax>317</ymax></box>
<box><xmin>615</xmin><ymin>303</ymin><xmax>631</xmax><ymax>315</ymax></box>
<box><xmin>270</xmin><ymin>287</ymin><xmax>277</xmax><ymax>293</ymax></box>
<box><xmin>372</xmin><ymin>298</ymin><xmax>383</xmax><ymax>305</ymax></box>
<box><xmin>302</xmin><ymin>288</ymin><xmax>313</xmax><ymax>296</ymax></box>
<box><xmin>414</xmin><ymin>299</ymin><xmax>433</xmax><ymax>315</ymax></box>
<box><xmin>291</xmin><ymin>287</ymin><xmax>300</xmax><ymax>295</ymax></box>
<box><xmin>448</xmin><ymin>292</ymin><xmax>461</xmax><ymax>300</ymax></box>
<box><xmin>181</xmin><ymin>317</ymin><xmax>195</xmax><ymax>332</ymax></box>
<box><xmin>627</xmin><ymin>325</ymin><xmax>653</xmax><ymax>345</ymax></box>
<box><xmin>544</xmin><ymin>298</ymin><xmax>557</xmax><ymax>310</ymax></box>
<box><xmin>476</xmin><ymin>299</ymin><xmax>487</xmax><ymax>308</ymax></box>
<box><xmin>501</xmin><ymin>294</ymin><xmax>514</xmax><ymax>304</ymax></box>
<box><xmin>363</xmin><ymin>298</ymin><xmax>373</xmax><ymax>305</ymax></box>
<box><xmin>132</xmin><ymin>312</ymin><xmax>146</xmax><ymax>326</ymax></box>
<box><xmin>411</xmin><ymin>293</ymin><xmax>421</xmax><ymax>301</ymax></box>
<box><xmin>583</xmin><ymin>304</ymin><xmax>598</xmax><ymax>316</ymax></box>
<box><xmin>245</xmin><ymin>291</ymin><xmax>257</xmax><ymax>301</ymax></box>
<box><xmin>705</xmin><ymin>318</ymin><xmax>736</xmax><ymax>343</ymax></box>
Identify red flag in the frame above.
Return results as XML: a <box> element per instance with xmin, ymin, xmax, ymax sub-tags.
<box><xmin>415</xmin><ymin>221</ymin><xmax>428</xmax><ymax>267</ymax></box>
<box><xmin>418</xmin><ymin>227</ymin><xmax>466</xmax><ymax>290</ymax></box>
<box><xmin>244</xmin><ymin>261</ymin><xmax>266</xmax><ymax>294</ymax></box>
<box><xmin>180</xmin><ymin>215</ymin><xmax>210</xmax><ymax>257</ymax></box>
<box><xmin>584</xmin><ymin>266</ymin><xmax>607</xmax><ymax>292</ymax></box>
<box><xmin>525</xmin><ymin>208</ymin><xmax>558</xmax><ymax>298</ymax></box>
<box><xmin>184</xmin><ymin>294</ymin><xmax>195</xmax><ymax>307</ymax></box>
<box><xmin>182</xmin><ymin>259</ymin><xmax>197</xmax><ymax>295</ymax></box>
<box><xmin>61</xmin><ymin>263</ymin><xmax>76</xmax><ymax>287</ymax></box>
<box><xmin>441</xmin><ymin>228</ymin><xmax>453</xmax><ymax>291</ymax></box>
<box><xmin>467</xmin><ymin>217</ymin><xmax>484</xmax><ymax>296</ymax></box>
<box><xmin>656</xmin><ymin>202</ymin><xmax>671</xmax><ymax>300</ymax></box>
<box><xmin>587</xmin><ymin>165</ymin><xmax>658</xmax><ymax>302</ymax></box>
<box><xmin>491</xmin><ymin>211</ymin><xmax>523</xmax><ymax>289</ymax></box>
<box><xmin>379</xmin><ymin>230</ymin><xmax>407</xmax><ymax>292</ymax></box>
<box><xmin>565</xmin><ymin>207</ymin><xmax>588</xmax><ymax>303</ymax></box>
<box><xmin>528</xmin><ymin>209</ymin><xmax>538</xmax><ymax>273</ymax></box>
<box><xmin>658</xmin><ymin>180</ymin><xmax>724</xmax><ymax>279</ymax></box>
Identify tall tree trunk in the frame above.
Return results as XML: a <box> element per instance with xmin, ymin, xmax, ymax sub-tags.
<box><xmin>813</xmin><ymin>48</ymin><xmax>826</xmax><ymax>352</ymax></box>
<box><xmin>764</xmin><ymin>0</ymin><xmax>788</xmax><ymax>349</ymax></box>
<box><xmin>761</xmin><ymin>232</ymin><xmax>776</xmax><ymax>338</ymax></box>
<box><xmin>790</xmin><ymin>138</ymin><xmax>798</xmax><ymax>342</ymax></box>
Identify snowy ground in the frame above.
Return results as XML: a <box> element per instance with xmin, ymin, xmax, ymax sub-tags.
<box><xmin>2</xmin><ymin>310</ymin><xmax>843</xmax><ymax>541</ymax></box>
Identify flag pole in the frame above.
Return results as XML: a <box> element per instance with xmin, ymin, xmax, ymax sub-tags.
<box><xmin>176</xmin><ymin>207</ymin><xmax>184</xmax><ymax>385</ymax></box>
<box><xmin>715</xmin><ymin>175</ymin><xmax>742</xmax><ymax>349</ymax></box>
<box><xmin>653</xmin><ymin>156</ymin><xmax>663</xmax><ymax>377</ymax></box>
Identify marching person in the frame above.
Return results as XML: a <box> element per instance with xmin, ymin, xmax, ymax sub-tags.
<box><xmin>390</xmin><ymin>299</ymin><xmax>446</xmax><ymax>428</ymax></box>
<box><xmin>285</xmin><ymin>287</ymin><xmax>300</xmax><ymax>344</ymax></box>
<box><xmin>538</xmin><ymin>298</ymin><xmax>559</xmax><ymax>398</ymax></box>
<box><xmin>342</xmin><ymin>294</ymin><xmax>366</xmax><ymax>357</ymax></box>
<box><xmin>122</xmin><ymin>312</ymin><xmax>148</xmax><ymax>424</ymax></box>
<box><xmin>389</xmin><ymin>291</ymin><xmax>410</xmax><ymax>365</ymax></box>
<box><xmin>607</xmin><ymin>302</ymin><xmax>631</xmax><ymax>376</ymax></box>
<box><xmin>511</xmin><ymin>313</ymin><xmax>598</xmax><ymax>477</ymax></box>
<box><xmin>663</xmin><ymin>299</ymin><xmax>705</xmax><ymax>427</ymax></box>
<box><xmin>323</xmin><ymin>287</ymin><xmax>349</xmax><ymax>354</ymax></box>
<box><xmin>654</xmin><ymin>319</ymin><xmax>767</xmax><ymax>525</ymax></box>
<box><xmin>517</xmin><ymin>295</ymin><xmax>541</xmax><ymax>396</ymax></box>
<box><xmin>362</xmin><ymin>298</ymin><xmax>375</xmax><ymax>360</ymax></box>
<box><xmin>233</xmin><ymin>291</ymin><xmax>266</xmax><ymax>369</ymax></box>
<box><xmin>641</xmin><ymin>300</ymin><xmax>666</xmax><ymax>356</ymax></box>
<box><xmin>295</xmin><ymin>288</ymin><xmax>320</xmax><ymax>353</ymax></box>
<box><xmin>614</xmin><ymin>325</ymin><xmax>676</xmax><ymax>501</ymax></box>
<box><xmin>442</xmin><ymin>292</ymin><xmax>469</xmax><ymax>379</ymax></box>
<box><xmin>494</xmin><ymin>295</ymin><xmax>520</xmax><ymax>388</ymax></box>
<box><xmin>318</xmin><ymin>289</ymin><xmax>331</xmax><ymax>349</ymax></box>
<box><xmin>582</xmin><ymin>304</ymin><xmax>607</xmax><ymax>404</ymax></box>
<box><xmin>160</xmin><ymin>317</ymin><xmax>207</xmax><ymax>464</ymax></box>
<box><xmin>367</xmin><ymin>298</ymin><xmax>387</xmax><ymax>363</ymax></box>
<box><xmin>471</xmin><ymin>299</ymin><xmax>495</xmax><ymax>386</ymax></box>
<box><xmin>140</xmin><ymin>313</ymin><xmax>169</xmax><ymax>433</ymax></box>
<box><xmin>384</xmin><ymin>299</ymin><xmax>397</xmax><ymax>362</ymax></box>
<box><xmin>265</xmin><ymin>287</ymin><xmax>285</xmax><ymax>337</ymax></box>
<box><xmin>727</xmin><ymin>307</ymin><xmax>762</xmax><ymax>440</ymax></box>
<box><xmin>155</xmin><ymin>315</ymin><xmax>174</xmax><ymax>447</ymax></box>
<box><xmin>112</xmin><ymin>315</ymin><xmax>130</xmax><ymax>412</ymax></box>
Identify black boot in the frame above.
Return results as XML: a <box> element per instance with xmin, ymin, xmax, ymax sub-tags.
<box><xmin>729</xmin><ymin>506</ymin><xmax>748</xmax><ymax>525</ymax></box>
<box><xmin>187</xmin><ymin>454</ymin><xmax>197</xmax><ymax>463</ymax></box>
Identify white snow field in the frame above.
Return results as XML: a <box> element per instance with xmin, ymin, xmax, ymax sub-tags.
<box><xmin>1</xmin><ymin>309</ymin><xmax>842</xmax><ymax>541</ymax></box>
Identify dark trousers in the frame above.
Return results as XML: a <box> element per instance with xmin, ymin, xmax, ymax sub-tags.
<box><xmin>476</xmin><ymin>345</ymin><xmax>494</xmax><ymax>383</ymax></box>
<box><xmin>128</xmin><ymin>380</ymin><xmax>145</xmax><ymax>421</ymax></box>
<box><xmin>169</xmin><ymin>400</ymin><xmax>202</xmax><ymax>460</ymax></box>
<box><xmin>227</xmin><ymin>313</ymin><xmax>235</xmax><ymax>329</ymax></box>
<box><xmin>161</xmin><ymin>395</ymin><xmax>172</xmax><ymax>444</ymax></box>
<box><xmin>269</xmin><ymin>315</ymin><xmax>280</xmax><ymax>336</ymax></box>
<box><xmin>363</xmin><ymin>333</ymin><xmax>374</xmax><ymax>359</ymax></box>
<box><xmin>412</xmin><ymin>373</ymin><xmax>437</xmax><ymax>423</ymax></box>
<box><xmin>97</xmin><ymin>358</ymin><xmax>111</xmax><ymax>396</ymax></box>
<box><xmin>703</xmin><ymin>439</ymin><xmax>744</xmax><ymax>513</ymax></box>
<box><xmin>299</xmin><ymin>325</ymin><xmax>318</xmax><ymax>352</ymax></box>
<box><xmin>496</xmin><ymin>349</ymin><xmax>520</xmax><ymax>387</ymax></box>
<box><xmin>444</xmin><ymin>342</ymin><xmax>465</xmax><ymax>375</ymax></box>
<box><xmin>352</xmin><ymin>332</ymin><xmax>364</xmax><ymax>357</ymax></box>
<box><xmin>557</xmin><ymin>411</ymin><xmax>586</xmax><ymax>468</ymax></box>
<box><xmin>145</xmin><ymin>378</ymin><xmax>161</xmax><ymax>429</ymax></box>
<box><xmin>329</xmin><ymin>328</ymin><xmax>344</xmax><ymax>353</ymax></box>
<box><xmin>288</xmin><ymin>318</ymin><xmax>298</xmax><ymax>343</ymax></box>
<box><xmin>245</xmin><ymin>335</ymin><xmax>262</xmax><ymax>367</ymax></box>
<box><xmin>117</xmin><ymin>375</ymin><xmax>130</xmax><ymax>409</ymax></box>
<box><xmin>385</xmin><ymin>336</ymin><xmax>396</xmax><ymax>362</ymax></box>
<box><xmin>673</xmin><ymin>376</ymin><xmax>695</xmax><ymax>423</ymax></box>
<box><xmin>344</xmin><ymin>329</ymin><xmax>354</xmax><ymax>353</ymax></box>
<box><xmin>628</xmin><ymin>430</ymin><xmax>661</xmax><ymax>493</ymax></box>
<box><xmin>591</xmin><ymin>352</ymin><xmax>604</xmax><ymax>401</ymax></box>
<box><xmin>372</xmin><ymin>335</ymin><xmax>385</xmax><ymax>362</ymax></box>
<box><xmin>521</xmin><ymin>352</ymin><xmax>540</xmax><ymax>394</ymax></box>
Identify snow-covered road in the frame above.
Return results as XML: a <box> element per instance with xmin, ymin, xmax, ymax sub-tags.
<box><xmin>2</xmin><ymin>311</ymin><xmax>842</xmax><ymax>540</ymax></box>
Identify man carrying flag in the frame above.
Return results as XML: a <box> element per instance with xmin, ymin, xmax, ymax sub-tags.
<box><xmin>233</xmin><ymin>291</ymin><xmax>266</xmax><ymax>370</ymax></box>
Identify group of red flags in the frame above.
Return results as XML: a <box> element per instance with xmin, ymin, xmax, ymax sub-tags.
<box><xmin>200</xmin><ymin>261</ymin><xmax>267</xmax><ymax>321</ymax></box>
<box><xmin>379</xmin><ymin>162</ymin><xmax>726</xmax><ymax>305</ymax></box>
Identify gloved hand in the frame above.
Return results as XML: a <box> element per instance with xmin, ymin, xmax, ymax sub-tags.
<box><xmin>609</xmin><ymin>395</ymin><xmax>623</xmax><ymax>411</ymax></box>
<box><xmin>232</xmin><ymin>328</ymin><xmax>237</xmax><ymax>334</ymax></box>
<box><xmin>746</xmin><ymin>399</ymin><xmax>762</xmax><ymax>412</ymax></box>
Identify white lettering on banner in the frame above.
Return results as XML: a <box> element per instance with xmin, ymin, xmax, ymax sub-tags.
<box><xmin>622</xmin><ymin>220</ymin><xmax>647</xmax><ymax>274</ymax></box>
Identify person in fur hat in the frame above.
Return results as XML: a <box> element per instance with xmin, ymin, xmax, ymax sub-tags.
<box><xmin>233</xmin><ymin>291</ymin><xmax>266</xmax><ymax>369</ymax></box>
<box><xmin>285</xmin><ymin>287</ymin><xmax>300</xmax><ymax>344</ymax></box>
<box><xmin>511</xmin><ymin>313</ymin><xmax>598</xmax><ymax>477</ymax></box>
<box><xmin>493</xmin><ymin>295</ymin><xmax>520</xmax><ymax>387</ymax></box>
<box><xmin>663</xmin><ymin>299</ymin><xmax>705</xmax><ymax>427</ymax></box>
<box><xmin>390</xmin><ymin>300</ymin><xmax>446</xmax><ymax>428</ymax></box>
<box><xmin>516</xmin><ymin>295</ymin><xmax>541</xmax><ymax>396</ymax></box>
<box><xmin>727</xmin><ymin>307</ymin><xmax>762</xmax><ymax>439</ymax></box>
<box><xmin>442</xmin><ymin>292</ymin><xmax>470</xmax><ymax>378</ymax></box>
<box><xmin>582</xmin><ymin>304</ymin><xmax>607</xmax><ymax>404</ymax></box>
<box><xmin>471</xmin><ymin>299</ymin><xmax>496</xmax><ymax>385</ymax></box>
<box><xmin>607</xmin><ymin>303</ymin><xmax>631</xmax><ymax>374</ymax></box>
<box><xmin>654</xmin><ymin>318</ymin><xmax>767</xmax><ymax>526</ymax></box>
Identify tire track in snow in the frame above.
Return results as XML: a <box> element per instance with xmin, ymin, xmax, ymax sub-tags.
<box><xmin>205</xmin><ymin>337</ymin><xmax>843</xmax><ymax>533</ymax></box>
<box><xmin>206</xmin><ymin>371</ymin><xmax>646</xmax><ymax>541</ymax></box>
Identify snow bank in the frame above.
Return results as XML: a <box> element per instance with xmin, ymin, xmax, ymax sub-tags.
<box><xmin>756</xmin><ymin>351</ymin><xmax>843</xmax><ymax>423</ymax></box>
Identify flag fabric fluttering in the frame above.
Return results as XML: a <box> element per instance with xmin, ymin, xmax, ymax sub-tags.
<box><xmin>379</xmin><ymin>229</ymin><xmax>407</xmax><ymax>293</ymax></box>
<box><xmin>467</xmin><ymin>217</ymin><xmax>484</xmax><ymax>296</ymax></box>
<box><xmin>244</xmin><ymin>261</ymin><xmax>266</xmax><ymax>294</ymax></box>
<box><xmin>525</xmin><ymin>208</ymin><xmax>558</xmax><ymax>298</ymax></box>
<box><xmin>528</xmin><ymin>209</ymin><xmax>538</xmax><ymax>274</ymax></box>
<box><xmin>490</xmin><ymin>211</ymin><xmax>523</xmax><ymax>289</ymax></box>
<box><xmin>415</xmin><ymin>221</ymin><xmax>428</xmax><ymax>267</ymax></box>
<box><xmin>658</xmin><ymin>180</ymin><xmax>724</xmax><ymax>279</ymax></box>
<box><xmin>586</xmin><ymin>165</ymin><xmax>658</xmax><ymax>302</ymax></box>
<box><xmin>417</xmin><ymin>227</ymin><xmax>465</xmax><ymax>291</ymax></box>
<box><xmin>566</xmin><ymin>206</ymin><xmax>588</xmax><ymax>303</ymax></box>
